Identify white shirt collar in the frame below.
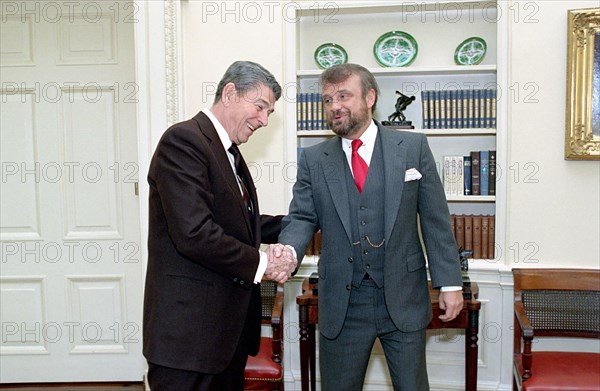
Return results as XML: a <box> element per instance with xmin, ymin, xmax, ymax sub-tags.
<box><xmin>341</xmin><ymin>121</ymin><xmax>377</xmax><ymax>149</ymax></box>
<box><xmin>203</xmin><ymin>107</ymin><xmax>233</xmax><ymax>152</ymax></box>
<box><xmin>342</xmin><ymin>121</ymin><xmax>377</xmax><ymax>165</ymax></box>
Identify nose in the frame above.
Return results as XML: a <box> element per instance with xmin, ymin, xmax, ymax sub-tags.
<box><xmin>258</xmin><ymin>110</ymin><xmax>268</xmax><ymax>127</ymax></box>
<box><xmin>329</xmin><ymin>99</ymin><xmax>342</xmax><ymax>111</ymax></box>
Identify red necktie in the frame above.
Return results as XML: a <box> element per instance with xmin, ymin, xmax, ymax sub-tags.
<box><xmin>351</xmin><ymin>139</ymin><xmax>368</xmax><ymax>192</ymax></box>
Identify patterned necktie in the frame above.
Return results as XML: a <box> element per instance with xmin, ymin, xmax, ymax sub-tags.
<box><xmin>228</xmin><ymin>145</ymin><xmax>253</xmax><ymax>216</ymax></box>
<box><xmin>351</xmin><ymin>139</ymin><xmax>369</xmax><ymax>193</ymax></box>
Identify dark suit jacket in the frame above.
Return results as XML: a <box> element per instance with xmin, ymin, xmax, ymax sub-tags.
<box><xmin>280</xmin><ymin>123</ymin><xmax>462</xmax><ymax>339</ymax></box>
<box><xmin>143</xmin><ymin>111</ymin><xmax>282</xmax><ymax>373</ymax></box>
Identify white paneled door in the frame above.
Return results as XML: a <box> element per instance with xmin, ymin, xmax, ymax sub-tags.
<box><xmin>0</xmin><ymin>1</ymin><xmax>144</xmax><ymax>381</ymax></box>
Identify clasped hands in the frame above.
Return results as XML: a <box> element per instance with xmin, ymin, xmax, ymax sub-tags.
<box><xmin>265</xmin><ymin>244</ymin><xmax>297</xmax><ymax>283</ymax></box>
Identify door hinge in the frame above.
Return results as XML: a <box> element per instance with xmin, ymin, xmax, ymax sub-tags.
<box><xmin>134</xmin><ymin>182</ymin><xmax>139</xmax><ymax>196</ymax></box>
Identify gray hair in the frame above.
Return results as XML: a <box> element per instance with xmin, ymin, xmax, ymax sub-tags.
<box><xmin>319</xmin><ymin>63</ymin><xmax>379</xmax><ymax>112</ymax></box>
<box><xmin>214</xmin><ymin>61</ymin><xmax>282</xmax><ymax>104</ymax></box>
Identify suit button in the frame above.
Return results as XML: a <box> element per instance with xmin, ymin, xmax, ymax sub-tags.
<box><xmin>346</xmin><ymin>284</ymin><xmax>351</xmax><ymax>291</ymax></box>
<box><xmin>363</xmin><ymin>250</ymin><xmax>369</xmax><ymax>255</ymax></box>
<box><xmin>360</xmin><ymin>221</ymin><xmax>366</xmax><ymax>226</ymax></box>
<box><xmin>240</xmin><ymin>280</ymin><xmax>245</xmax><ymax>285</ymax></box>
<box><xmin>360</xmin><ymin>206</ymin><xmax>366</xmax><ymax>210</ymax></box>
<box><xmin>233</xmin><ymin>278</ymin><xmax>238</xmax><ymax>282</ymax></box>
<box><xmin>348</xmin><ymin>257</ymin><xmax>353</xmax><ymax>263</ymax></box>
<box><xmin>366</xmin><ymin>264</ymin><xmax>370</xmax><ymax>269</ymax></box>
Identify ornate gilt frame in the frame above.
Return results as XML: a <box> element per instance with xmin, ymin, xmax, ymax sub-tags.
<box><xmin>565</xmin><ymin>8</ymin><xmax>600</xmax><ymax>160</ymax></box>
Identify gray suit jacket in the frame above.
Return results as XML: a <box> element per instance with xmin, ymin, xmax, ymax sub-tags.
<box><xmin>280</xmin><ymin>123</ymin><xmax>462</xmax><ymax>339</ymax></box>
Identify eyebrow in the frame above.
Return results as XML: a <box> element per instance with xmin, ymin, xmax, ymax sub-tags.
<box><xmin>323</xmin><ymin>89</ymin><xmax>352</xmax><ymax>98</ymax></box>
<box><xmin>257</xmin><ymin>98</ymin><xmax>275</xmax><ymax>114</ymax></box>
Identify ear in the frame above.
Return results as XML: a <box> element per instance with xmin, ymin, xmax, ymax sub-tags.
<box><xmin>366</xmin><ymin>89</ymin><xmax>376</xmax><ymax>109</ymax></box>
<box><xmin>221</xmin><ymin>82</ymin><xmax>237</xmax><ymax>105</ymax></box>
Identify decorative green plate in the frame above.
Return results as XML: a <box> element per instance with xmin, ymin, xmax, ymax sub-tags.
<box><xmin>454</xmin><ymin>37</ymin><xmax>487</xmax><ymax>65</ymax></box>
<box><xmin>314</xmin><ymin>43</ymin><xmax>348</xmax><ymax>69</ymax></box>
<box><xmin>373</xmin><ymin>31</ymin><xmax>418</xmax><ymax>67</ymax></box>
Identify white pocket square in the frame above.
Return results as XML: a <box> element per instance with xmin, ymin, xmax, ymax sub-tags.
<box><xmin>404</xmin><ymin>168</ymin><xmax>422</xmax><ymax>182</ymax></box>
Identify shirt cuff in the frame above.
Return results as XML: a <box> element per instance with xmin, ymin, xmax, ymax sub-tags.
<box><xmin>254</xmin><ymin>250</ymin><xmax>268</xmax><ymax>283</ymax></box>
<box><xmin>440</xmin><ymin>286</ymin><xmax>463</xmax><ymax>292</ymax></box>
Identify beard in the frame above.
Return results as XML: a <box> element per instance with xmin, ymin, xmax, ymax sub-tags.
<box><xmin>327</xmin><ymin>105</ymin><xmax>371</xmax><ymax>138</ymax></box>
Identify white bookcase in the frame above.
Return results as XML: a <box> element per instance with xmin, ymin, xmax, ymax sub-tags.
<box><xmin>283</xmin><ymin>0</ymin><xmax>507</xmax><ymax>263</ymax></box>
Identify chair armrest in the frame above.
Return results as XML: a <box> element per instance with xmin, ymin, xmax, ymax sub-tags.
<box><xmin>514</xmin><ymin>301</ymin><xmax>533</xmax><ymax>339</ymax></box>
<box><xmin>514</xmin><ymin>300</ymin><xmax>534</xmax><ymax>380</ymax></box>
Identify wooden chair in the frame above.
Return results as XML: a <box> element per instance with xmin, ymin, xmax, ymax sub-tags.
<box><xmin>244</xmin><ymin>280</ymin><xmax>284</xmax><ymax>391</ymax></box>
<box><xmin>512</xmin><ymin>268</ymin><xmax>600</xmax><ymax>391</ymax></box>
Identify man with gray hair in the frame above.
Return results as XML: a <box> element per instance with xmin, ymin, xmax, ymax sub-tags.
<box><xmin>143</xmin><ymin>61</ymin><xmax>296</xmax><ymax>390</ymax></box>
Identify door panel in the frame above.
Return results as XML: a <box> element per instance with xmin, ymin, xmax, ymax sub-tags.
<box><xmin>0</xmin><ymin>1</ymin><xmax>143</xmax><ymax>382</ymax></box>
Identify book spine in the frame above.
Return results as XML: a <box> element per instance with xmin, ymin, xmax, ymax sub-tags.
<box><xmin>480</xmin><ymin>150</ymin><xmax>489</xmax><ymax>196</ymax></box>
<box><xmin>297</xmin><ymin>93</ymin><xmax>303</xmax><ymax>131</ymax></box>
<box><xmin>456</xmin><ymin>90</ymin><xmax>463</xmax><ymax>129</ymax></box>
<box><xmin>313</xmin><ymin>230</ymin><xmax>323</xmax><ymax>255</ymax></box>
<box><xmin>446</xmin><ymin>90</ymin><xmax>453</xmax><ymax>129</ymax></box>
<box><xmin>450</xmin><ymin>90</ymin><xmax>458</xmax><ymax>129</ymax></box>
<box><xmin>450</xmin><ymin>214</ymin><xmax>456</xmax><ymax>244</ymax></box>
<box><xmin>489</xmin><ymin>150</ymin><xmax>496</xmax><ymax>196</ymax></box>
<box><xmin>480</xmin><ymin>89</ymin><xmax>485</xmax><ymax>128</ymax></box>
<box><xmin>433</xmin><ymin>90</ymin><xmax>440</xmax><ymax>129</ymax></box>
<box><xmin>467</xmin><ymin>89</ymin><xmax>474</xmax><ymax>128</ymax></box>
<box><xmin>491</xmin><ymin>89</ymin><xmax>497</xmax><ymax>129</ymax></box>
<box><xmin>485</xmin><ymin>89</ymin><xmax>492</xmax><ymax>128</ymax></box>
<box><xmin>305</xmin><ymin>235</ymin><xmax>314</xmax><ymax>256</ymax></box>
<box><xmin>472</xmin><ymin>215</ymin><xmax>482</xmax><ymax>259</ymax></box>
<box><xmin>455</xmin><ymin>214</ymin><xmax>465</xmax><ymax>250</ymax></box>
<box><xmin>440</xmin><ymin>91</ymin><xmax>447</xmax><ymax>129</ymax></box>
<box><xmin>421</xmin><ymin>90</ymin><xmax>430</xmax><ymax>129</ymax></box>
<box><xmin>473</xmin><ymin>89</ymin><xmax>480</xmax><ymax>128</ymax></box>
<box><xmin>301</xmin><ymin>92</ymin><xmax>308</xmax><ymax>130</ymax></box>
<box><xmin>488</xmin><ymin>216</ymin><xmax>495</xmax><ymax>259</ymax></box>
<box><xmin>481</xmin><ymin>215</ymin><xmax>489</xmax><ymax>259</ymax></box>
<box><xmin>457</xmin><ymin>156</ymin><xmax>464</xmax><ymax>197</ymax></box>
<box><xmin>316</xmin><ymin>93</ymin><xmax>324</xmax><ymax>130</ymax></box>
<box><xmin>464</xmin><ymin>215</ymin><xmax>473</xmax><ymax>253</ymax></box>
<box><xmin>463</xmin><ymin>155</ymin><xmax>472</xmax><ymax>195</ymax></box>
<box><xmin>443</xmin><ymin>156</ymin><xmax>452</xmax><ymax>196</ymax></box>
<box><xmin>308</xmin><ymin>92</ymin><xmax>317</xmax><ymax>130</ymax></box>
<box><xmin>470</xmin><ymin>151</ymin><xmax>480</xmax><ymax>195</ymax></box>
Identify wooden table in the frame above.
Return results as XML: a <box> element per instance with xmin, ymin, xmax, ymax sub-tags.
<box><xmin>296</xmin><ymin>279</ymin><xmax>481</xmax><ymax>391</ymax></box>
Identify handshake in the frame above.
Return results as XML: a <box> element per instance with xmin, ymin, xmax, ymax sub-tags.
<box><xmin>265</xmin><ymin>243</ymin><xmax>298</xmax><ymax>283</ymax></box>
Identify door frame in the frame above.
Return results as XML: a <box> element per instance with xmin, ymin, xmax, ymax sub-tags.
<box><xmin>133</xmin><ymin>0</ymin><xmax>184</xmax><ymax>280</ymax></box>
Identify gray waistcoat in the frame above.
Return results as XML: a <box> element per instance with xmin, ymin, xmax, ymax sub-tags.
<box><xmin>345</xmin><ymin>135</ymin><xmax>386</xmax><ymax>288</ymax></box>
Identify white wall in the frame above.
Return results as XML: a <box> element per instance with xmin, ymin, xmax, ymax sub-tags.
<box><xmin>181</xmin><ymin>0</ymin><xmax>288</xmax><ymax>215</ymax></box>
<box><xmin>506</xmin><ymin>1</ymin><xmax>599</xmax><ymax>268</ymax></box>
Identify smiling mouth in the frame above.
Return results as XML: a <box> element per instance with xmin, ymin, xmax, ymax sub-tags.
<box><xmin>247</xmin><ymin>123</ymin><xmax>256</xmax><ymax>131</ymax></box>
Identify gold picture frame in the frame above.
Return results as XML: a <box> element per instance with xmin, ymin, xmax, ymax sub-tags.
<box><xmin>565</xmin><ymin>8</ymin><xmax>600</xmax><ymax>160</ymax></box>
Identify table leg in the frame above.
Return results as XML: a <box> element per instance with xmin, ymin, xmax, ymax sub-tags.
<box><xmin>309</xmin><ymin>325</ymin><xmax>316</xmax><ymax>391</ymax></box>
<box><xmin>299</xmin><ymin>306</ymin><xmax>310</xmax><ymax>391</ymax></box>
<box><xmin>465</xmin><ymin>309</ymin><xmax>480</xmax><ymax>391</ymax></box>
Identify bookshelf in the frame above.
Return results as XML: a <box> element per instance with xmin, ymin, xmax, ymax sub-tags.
<box><xmin>283</xmin><ymin>0</ymin><xmax>507</xmax><ymax>262</ymax></box>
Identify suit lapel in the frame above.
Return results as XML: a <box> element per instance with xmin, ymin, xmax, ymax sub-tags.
<box><xmin>380</xmin><ymin>127</ymin><xmax>407</xmax><ymax>242</ymax></box>
<box><xmin>193</xmin><ymin>112</ymin><xmax>256</xmax><ymax>242</ymax></box>
<box><xmin>322</xmin><ymin>137</ymin><xmax>353</xmax><ymax>243</ymax></box>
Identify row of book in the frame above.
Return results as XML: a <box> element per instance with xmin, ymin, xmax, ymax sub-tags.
<box><xmin>443</xmin><ymin>150</ymin><xmax>496</xmax><ymax>196</ymax></box>
<box><xmin>451</xmin><ymin>214</ymin><xmax>495</xmax><ymax>260</ymax></box>
<box><xmin>305</xmin><ymin>231</ymin><xmax>323</xmax><ymax>256</ymax></box>
<box><xmin>421</xmin><ymin>89</ymin><xmax>497</xmax><ymax>129</ymax></box>
<box><xmin>304</xmin><ymin>217</ymin><xmax>495</xmax><ymax>261</ymax></box>
<box><xmin>297</xmin><ymin>93</ymin><xmax>326</xmax><ymax>131</ymax></box>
